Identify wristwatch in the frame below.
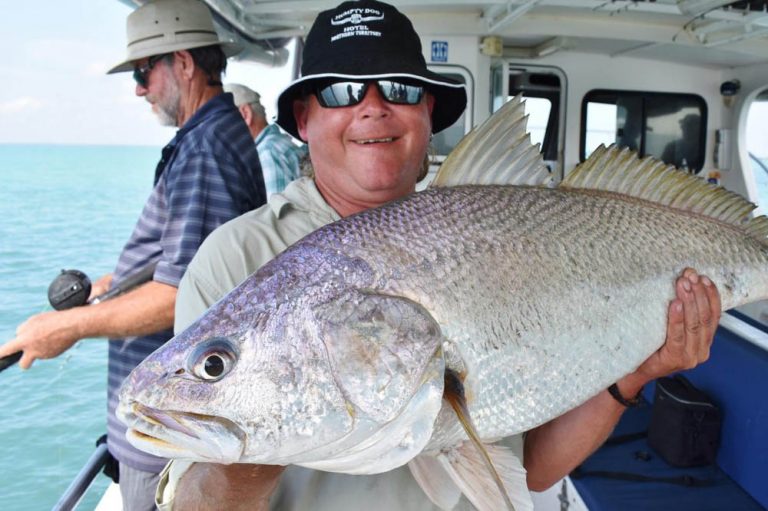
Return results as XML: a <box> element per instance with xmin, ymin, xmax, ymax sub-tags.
<box><xmin>607</xmin><ymin>382</ymin><xmax>643</xmax><ymax>407</ymax></box>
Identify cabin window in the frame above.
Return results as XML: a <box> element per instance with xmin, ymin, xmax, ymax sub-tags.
<box><xmin>523</xmin><ymin>97</ymin><xmax>552</xmax><ymax>149</ymax></box>
<box><xmin>581</xmin><ymin>90</ymin><xmax>707</xmax><ymax>173</ymax></box>
<box><xmin>746</xmin><ymin>88</ymin><xmax>768</xmax><ymax>217</ymax></box>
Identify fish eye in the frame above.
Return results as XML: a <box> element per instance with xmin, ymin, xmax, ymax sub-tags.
<box><xmin>188</xmin><ymin>337</ymin><xmax>238</xmax><ymax>382</ymax></box>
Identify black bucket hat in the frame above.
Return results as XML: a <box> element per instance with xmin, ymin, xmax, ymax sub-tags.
<box><xmin>276</xmin><ymin>0</ymin><xmax>467</xmax><ymax>140</ymax></box>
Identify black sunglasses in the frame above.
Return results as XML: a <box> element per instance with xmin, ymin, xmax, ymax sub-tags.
<box><xmin>315</xmin><ymin>80</ymin><xmax>425</xmax><ymax>108</ymax></box>
<box><xmin>133</xmin><ymin>54</ymin><xmax>169</xmax><ymax>88</ymax></box>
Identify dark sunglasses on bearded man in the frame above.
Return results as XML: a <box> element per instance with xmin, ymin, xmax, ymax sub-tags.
<box><xmin>133</xmin><ymin>54</ymin><xmax>171</xmax><ymax>88</ymax></box>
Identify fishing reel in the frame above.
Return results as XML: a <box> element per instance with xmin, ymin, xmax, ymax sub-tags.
<box><xmin>47</xmin><ymin>269</ymin><xmax>92</xmax><ymax>311</ymax></box>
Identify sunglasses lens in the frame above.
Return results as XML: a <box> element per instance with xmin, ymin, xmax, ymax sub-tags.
<box><xmin>132</xmin><ymin>54</ymin><xmax>166</xmax><ymax>88</ymax></box>
<box><xmin>316</xmin><ymin>82</ymin><xmax>368</xmax><ymax>108</ymax></box>
<box><xmin>315</xmin><ymin>80</ymin><xmax>425</xmax><ymax>108</ymax></box>
<box><xmin>133</xmin><ymin>67</ymin><xmax>147</xmax><ymax>87</ymax></box>
<box><xmin>377</xmin><ymin>81</ymin><xmax>424</xmax><ymax>105</ymax></box>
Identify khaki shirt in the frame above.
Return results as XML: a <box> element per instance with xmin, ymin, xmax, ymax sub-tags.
<box><xmin>165</xmin><ymin>177</ymin><xmax>523</xmax><ymax>511</ymax></box>
<box><xmin>175</xmin><ymin>177</ymin><xmax>340</xmax><ymax>331</ymax></box>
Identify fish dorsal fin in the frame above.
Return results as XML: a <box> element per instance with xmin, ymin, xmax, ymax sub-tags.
<box><xmin>563</xmin><ymin>144</ymin><xmax>768</xmax><ymax>246</ymax></box>
<box><xmin>430</xmin><ymin>95</ymin><xmax>552</xmax><ymax>188</ymax></box>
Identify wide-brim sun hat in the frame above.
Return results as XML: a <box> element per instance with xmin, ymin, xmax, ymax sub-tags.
<box><xmin>108</xmin><ymin>0</ymin><xmax>242</xmax><ymax>74</ymax></box>
<box><xmin>276</xmin><ymin>0</ymin><xmax>467</xmax><ymax>140</ymax></box>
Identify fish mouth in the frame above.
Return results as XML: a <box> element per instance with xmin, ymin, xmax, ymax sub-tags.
<box><xmin>118</xmin><ymin>402</ymin><xmax>246</xmax><ymax>463</ymax></box>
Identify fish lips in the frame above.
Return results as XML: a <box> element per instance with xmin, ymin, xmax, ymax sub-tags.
<box><xmin>119</xmin><ymin>402</ymin><xmax>246</xmax><ymax>463</ymax></box>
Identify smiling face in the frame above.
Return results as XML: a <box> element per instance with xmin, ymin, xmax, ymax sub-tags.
<box><xmin>293</xmin><ymin>83</ymin><xmax>435</xmax><ymax>217</ymax></box>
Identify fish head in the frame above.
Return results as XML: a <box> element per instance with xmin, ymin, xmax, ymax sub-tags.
<box><xmin>118</xmin><ymin>247</ymin><xmax>446</xmax><ymax>472</ymax></box>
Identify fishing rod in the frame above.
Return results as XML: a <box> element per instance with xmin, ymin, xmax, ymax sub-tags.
<box><xmin>0</xmin><ymin>263</ymin><xmax>157</xmax><ymax>373</ymax></box>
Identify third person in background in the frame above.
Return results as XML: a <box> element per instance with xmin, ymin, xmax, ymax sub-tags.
<box><xmin>225</xmin><ymin>83</ymin><xmax>307</xmax><ymax>196</ymax></box>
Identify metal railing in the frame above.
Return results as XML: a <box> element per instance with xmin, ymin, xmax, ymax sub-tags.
<box><xmin>52</xmin><ymin>436</ymin><xmax>111</xmax><ymax>511</ymax></box>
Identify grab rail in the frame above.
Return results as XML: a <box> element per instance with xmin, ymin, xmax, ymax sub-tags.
<box><xmin>52</xmin><ymin>437</ymin><xmax>111</xmax><ymax>511</ymax></box>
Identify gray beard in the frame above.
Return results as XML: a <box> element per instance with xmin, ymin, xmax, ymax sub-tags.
<box><xmin>155</xmin><ymin>78</ymin><xmax>181</xmax><ymax>127</ymax></box>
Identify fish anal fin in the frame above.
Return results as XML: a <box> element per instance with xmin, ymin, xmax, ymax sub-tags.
<box><xmin>408</xmin><ymin>454</ymin><xmax>462</xmax><ymax>510</ymax></box>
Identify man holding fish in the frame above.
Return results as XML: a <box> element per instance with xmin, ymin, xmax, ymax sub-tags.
<box><xmin>152</xmin><ymin>1</ymin><xmax>720</xmax><ymax>509</ymax></box>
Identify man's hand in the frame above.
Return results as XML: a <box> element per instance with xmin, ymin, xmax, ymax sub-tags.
<box><xmin>173</xmin><ymin>463</ymin><xmax>285</xmax><ymax>511</ymax></box>
<box><xmin>0</xmin><ymin>309</ymin><xmax>82</xmax><ymax>369</ymax></box>
<box><xmin>524</xmin><ymin>268</ymin><xmax>721</xmax><ymax>491</ymax></box>
<box><xmin>635</xmin><ymin>267</ymin><xmax>720</xmax><ymax>382</ymax></box>
<box><xmin>0</xmin><ymin>280</ymin><xmax>177</xmax><ymax>370</ymax></box>
<box><xmin>89</xmin><ymin>273</ymin><xmax>114</xmax><ymax>300</ymax></box>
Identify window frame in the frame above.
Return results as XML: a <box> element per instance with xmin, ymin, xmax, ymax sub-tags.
<box><xmin>427</xmin><ymin>64</ymin><xmax>475</xmax><ymax>161</ymax></box>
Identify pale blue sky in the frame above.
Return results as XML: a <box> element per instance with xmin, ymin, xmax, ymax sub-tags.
<box><xmin>0</xmin><ymin>1</ymin><xmax>292</xmax><ymax>147</ymax></box>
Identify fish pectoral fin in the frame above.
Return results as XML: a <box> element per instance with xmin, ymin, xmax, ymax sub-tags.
<box><xmin>438</xmin><ymin>441</ymin><xmax>532</xmax><ymax>511</ymax></box>
<box><xmin>316</xmin><ymin>291</ymin><xmax>444</xmax><ymax>422</ymax></box>
<box><xmin>408</xmin><ymin>454</ymin><xmax>462</xmax><ymax>510</ymax></box>
<box><xmin>442</xmin><ymin>369</ymin><xmax>531</xmax><ymax>511</ymax></box>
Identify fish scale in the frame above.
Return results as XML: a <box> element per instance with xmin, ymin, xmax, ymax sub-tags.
<box><xmin>297</xmin><ymin>184</ymin><xmax>768</xmax><ymax>447</ymax></box>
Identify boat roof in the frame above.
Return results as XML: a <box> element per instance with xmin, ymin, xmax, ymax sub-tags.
<box><xmin>118</xmin><ymin>0</ymin><xmax>768</xmax><ymax>69</ymax></box>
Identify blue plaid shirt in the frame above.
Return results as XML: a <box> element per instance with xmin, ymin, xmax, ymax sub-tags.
<box><xmin>106</xmin><ymin>93</ymin><xmax>265</xmax><ymax>473</ymax></box>
<box><xmin>254</xmin><ymin>123</ymin><xmax>306</xmax><ymax>196</ymax></box>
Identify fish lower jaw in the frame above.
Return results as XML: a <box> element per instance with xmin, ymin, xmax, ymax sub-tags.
<box><xmin>125</xmin><ymin>429</ymin><xmax>196</xmax><ymax>458</ymax></box>
<box><xmin>120</xmin><ymin>402</ymin><xmax>247</xmax><ymax>463</ymax></box>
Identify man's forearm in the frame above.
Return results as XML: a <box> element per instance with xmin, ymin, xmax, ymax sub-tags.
<box><xmin>523</xmin><ymin>387</ymin><xmax>627</xmax><ymax>491</ymax></box>
<box><xmin>77</xmin><ymin>280</ymin><xmax>177</xmax><ymax>339</ymax></box>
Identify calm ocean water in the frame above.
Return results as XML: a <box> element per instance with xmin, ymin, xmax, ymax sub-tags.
<box><xmin>0</xmin><ymin>144</ymin><xmax>159</xmax><ymax>510</ymax></box>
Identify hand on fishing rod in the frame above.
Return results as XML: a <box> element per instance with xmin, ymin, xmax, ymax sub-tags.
<box><xmin>1</xmin><ymin>280</ymin><xmax>175</xmax><ymax>370</ymax></box>
<box><xmin>0</xmin><ymin>265</ymin><xmax>160</xmax><ymax>372</ymax></box>
<box><xmin>0</xmin><ymin>309</ymin><xmax>83</xmax><ymax>370</ymax></box>
<box><xmin>89</xmin><ymin>273</ymin><xmax>113</xmax><ymax>300</ymax></box>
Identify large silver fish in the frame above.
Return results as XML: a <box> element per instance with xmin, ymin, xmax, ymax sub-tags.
<box><xmin>118</xmin><ymin>97</ymin><xmax>768</xmax><ymax>511</ymax></box>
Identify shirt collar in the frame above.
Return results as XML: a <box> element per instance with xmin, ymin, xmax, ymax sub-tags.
<box><xmin>172</xmin><ymin>92</ymin><xmax>236</xmax><ymax>144</ymax></box>
<box><xmin>268</xmin><ymin>177</ymin><xmax>340</xmax><ymax>224</ymax></box>
<box><xmin>254</xmin><ymin>123</ymin><xmax>280</xmax><ymax>145</ymax></box>
<box><xmin>155</xmin><ymin>93</ymin><xmax>236</xmax><ymax>183</ymax></box>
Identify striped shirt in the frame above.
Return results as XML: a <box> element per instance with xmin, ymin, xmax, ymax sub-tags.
<box><xmin>254</xmin><ymin>123</ymin><xmax>306</xmax><ymax>197</ymax></box>
<box><xmin>107</xmin><ymin>93</ymin><xmax>265</xmax><ymax>473</ymax></box>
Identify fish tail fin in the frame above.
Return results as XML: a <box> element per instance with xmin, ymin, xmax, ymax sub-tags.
<box><xmin>439</xmin><ymin>369</ymin><xmax>532</xmax><ymax>511</ymax></box>
<box><xmin>430</xmin><ymin>95</ymin><xmax>552</xmax><ymax>188</ymax></box>
<box><xmin>564</xmin><ymin>144</ymin><xmax>768</xmax><ymax>247</ymax></box>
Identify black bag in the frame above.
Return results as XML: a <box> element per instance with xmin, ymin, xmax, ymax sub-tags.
<box><xmin>647</xmin><ymin>374</ymin><xmax>722</xmax><ymax>467</ymax></box>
